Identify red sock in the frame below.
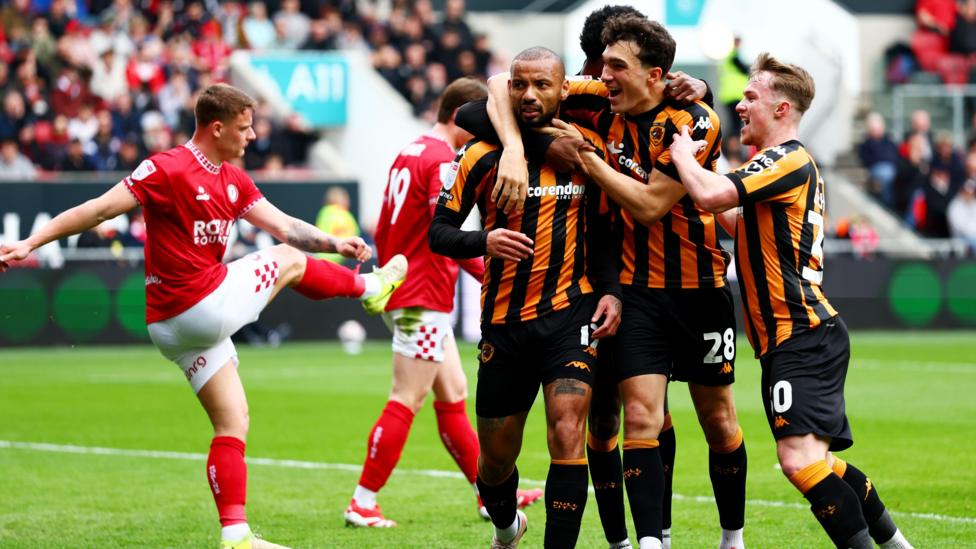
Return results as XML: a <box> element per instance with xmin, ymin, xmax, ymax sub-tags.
<box><xmin>207</xmin><ymin>436</ymin><xmax>247</xmax><ymax>526</ymax></box>
<box><xmin>358</xmin><ymin>400</ymin><xmax>415</xmax><ymax>491</ymax></box>
<box><xmin>293</xmin><ymin>257</ymin><xmax>364</xmax><ymax>300</ymax></box>
<box><xmin>434</xmin><ymin>399</ymin><xmax>480</xmax><ymax>483</ymax></box>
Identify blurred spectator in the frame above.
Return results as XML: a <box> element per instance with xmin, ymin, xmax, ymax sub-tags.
<box><xmin>438</xmin><ymin>0</ymin><xmax>474</xmax><ymax>50</ymax></box>
<box><xmin>858</xmin><ymin>112</ymin><xmax>901</xmax><ymax>207</ymax></box>
<box><xmin>59</xmin><ymin>138</ymin><xmax>98</xmax><ymax>171</ymax></box>
<box><xmin>315</xmin><ymin>186</ymin><xmax>360</xmax><ymax>264</ymax></box>
<box><xmin>718</xmin><ymin>36</ymin><xmax>750</xmax><ymax>137</ymax></box>
<box><xmin>917</xmin><ymin>0</ymin><xmax>957</xmax><ymax>38</ymax></box>
<box><xmin>0</xmin><ymin>0</ymin><xmax>32</xmax><ymax>39</ymax></box>
<box><xmin>157</xmin><ymin>70</ymin><xmax>193</xmax><ymax>129</ymax></box>
<box><xmin>50</xmin><ymin>66</ymin><xmax>92</xmax><ymax>118</ymax></box>
<box><xmin>948</xmin><ymin>157</ymin><xmax>976</xmax><ymax>251</ymax></box>
<box><xmin>949</xmin><ymin>0</ymin><xmax>976</xmax><ymax>54</ymax></box>
<box><xmin>29</xmin><ymin>15</ymin><xmax>60</xmax><ymax>79</ymax></box>
<box><xmin>0</xmin><ymin>138</ymin><xmax>37</xmax><ymax>180</ymax></box>
<box><xmin>0</xmin><ymin>90</ymin><xmax>29</xmax><ymax>141</ymax></box>
<box><xmin>915</xmin><ymin>166</ymin><xmax>954</xmax><ymax>237</ymax></box>
<box><xmin>90</xmin><ymin>109</ymin><xmax>120</xmax><ymax>170</ymax></box>
<box><xmin>931</xmin><ymin>130</ymin><xmax>966</xmax><ymax>189</ymax></box>
<box><xmin>191</xmin><ymin>20</ymin><xmax>232</xmax><ymax>80</ymax></box>
<box><xmin>114</xmin><ymin>139</ymin><xmax>142</xmax><ymax>171</ymax></box>
<box><xmin>969</xmin><ymin>112</ymin><xmax>976</xmax><ymax>150</ymax></box>
<box><xmin>244</xmin><ymin>116</ymin><xmax>275</xmax><ymax>170</ymax></box>
<box><xmin>56</xmin><ymin>20</ymin><xmax>98</xmax><ymax>70</ymax></box>
<box><xmin>241</xmin><ymin>1</ymin><xmax>276</xmax><ymax>50</ymax></box>
<box><xmin>900</xmin><ymin>109</ymin><xmax>934</xmax><ymax>161</ymax></box>
<box><xmin>67</xmin><ymin>103</ymin><xmax>99</xmax><ymax>148</ymax></box>
<box><xmin>718</xmin><ymin>134</ymin><xmax>747</xmax><ymax>174</ymax></box>
<box><xmin>895</xmin><ymin>133</ymin><xmax>931</xmax><ymax>216</ymax></box>
<box><xmin>273</xmin><ymin>0</ymin><xmax>310</xmax><ymax>49</ymax></box>
<box><xmin>111</xmin><ymin>93</ymin><xmax>144</xmax><ymax>141</ymax></box>
<box><xmin>275</xmin><ymin>113</ymin><xmax>317</xmax><ymax>166</ymax></box>
<box><xmin>90</xmin><ymin>47</ymin><xmax>129</xmax><ymax>102</ymax></box>
<box><xmin>126</xmin><ymin>39</ymin><xmax>167</xmax><ymax>95</ymax></box>
<box><xmin>167</xmin><ymin>1</ymin><xmax>211</xmax><ymax>41</ymax></box>
<box><xmin>302</xmin><ymin>17</ymin><xmax>337</xmax><ymax>50</ymax></box>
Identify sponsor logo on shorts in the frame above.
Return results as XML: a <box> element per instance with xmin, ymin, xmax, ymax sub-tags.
<box><xmin>480</xmin><ymin>342</ymin><xmax>494</xmax><ymax>363</ymax></box>
<box><xmin>550</xmin><ymin>501</ymin><xmax>578</xmax><ymax>511</ymax></box>
<box><xmin>719</xmin><ymin>362</ymin><xmax>733</xmax><ymax>374</ymax></box>
<box><xmin>185</xmin><ymin>355</ymin><xmax>207</xmax><ymax>381</ymax></box>
<box><xmin>773</xmin><ymin>415</ymin><xmax>790</xmax><ymax>429</ymax></box>
<box><xmin>865</xmin><ymin>478</ymin><xmax>873</xmax><ymax>498</ymax></box>
<box><xmin>566</xmin><ymin>360</ymin><xmax>591</xmax><ymax>372</ymax></box>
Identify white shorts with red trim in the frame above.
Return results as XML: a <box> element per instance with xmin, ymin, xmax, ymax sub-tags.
<box><xmin>147</xmin><ymin>251</ymin><xmax>279</xmax><ymax>393</ymax></box>
<box><xmin>384</xmin><ymin>307</ymin><xmax>453</xmax><ymax>363</ymax></box>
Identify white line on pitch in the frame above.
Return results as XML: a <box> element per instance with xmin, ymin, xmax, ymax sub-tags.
<box><xmin>2</xmin><ymin>440</ymin><xmax>974</xmax><ymax>526</ymax></box>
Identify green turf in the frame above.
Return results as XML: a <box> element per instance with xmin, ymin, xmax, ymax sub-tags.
<box><xmin>1</xmin><ymin>333</ymin><xmax>974</xmax><ymax>548</ymax></box>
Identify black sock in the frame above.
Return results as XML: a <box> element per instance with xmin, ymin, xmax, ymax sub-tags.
<box><xmin>623</xmin><ymin>443</ymin><xmax>665</xmax><ymax>541</ymax></box>
<box><xmin>709</xmin><ymin>439</ymin><xmax>747</xmax><ymax>530</ymax></box>
<box><xmin>477</xmin><ymin>466</ymin><xmax>519</xmax><ymax>530</ymax></box>
<box><xmin>803</xmin><ymin>473</ymin><xmax>872</xmax><ymax>549</ymax></box>
<box><xmin>839</xmin><ymin>461</ymin><xmax>898</xmax><ymax>544</ymax></box>
<box><xmin>544</xmin><ymin>461</ymin><xmax>589</xmax><ymax>549</ymax></box>
<box><xmin>588</xmin><ymin>443</ymin><xmax>629</xmax><ymax>543</ymax></box>
<box><xmin>659</xmin><ymin>425</ymin><xmax>676</xmax><ymax>531</ymax></box>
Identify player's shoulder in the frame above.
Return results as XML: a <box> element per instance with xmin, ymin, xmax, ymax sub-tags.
<box><xmin>741</xmin><ymin>140</ymin><xmax>811</xmax><ymax>174</ymax></box>
<box><xmin>573</xmin><ymin>123</ymin><xmax>604</xmax><ymax>146</ymax></box>
<box><xmin>459</xmin><ymin>138</ymin><xmax>501</xmax><ymax>163</ymax></box>
<box><xmin>664</xmin><ymin>99</ymin><xmax>720</xmax><ymax>127</ymax></box>
<box><xmin>567</xmin><ymin>77</ymin><xmax>608</xmax><ymax>96</ymax></box>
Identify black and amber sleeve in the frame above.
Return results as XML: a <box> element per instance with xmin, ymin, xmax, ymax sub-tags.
<box><xmin>655</xmin><ymin>101</ymin><xmax>723</xmax><ymax>181</ymax></box>
<box><xmin>429</xmin><ymin>142</ymin><xmax>499</xmax><ymax>259</ymax></box>
<box><xmin>726</xmin><ymin>144</ymin><xmax>811</xmax><ymax>206</ymax></box>
<box><xmin>578</xmin><ymin>126</ymin><xmax>621</xmax><ymax>299</ymax></box>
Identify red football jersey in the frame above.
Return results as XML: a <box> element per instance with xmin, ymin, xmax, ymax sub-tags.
<box><xmin>375</xmin><ymin>133</ymin><xmax>476</xmax><ymax>312</ymax></box>
<box><xmin>123</xmin><ymin>142</ymin><xmax>264</xmax><ymax>323</ymax></box>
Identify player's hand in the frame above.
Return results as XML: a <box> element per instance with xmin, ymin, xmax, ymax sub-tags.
<box><xmin>493</xmin><ymin>147</ymin><xmax>528</xmax><ymax>214</ymax></box>
<box><xmin>0</xmin><ymin>240</ymin><xmax>32</xmax><ymax>273</ymax></box>
<box><xmin>540</xmin><ymin>118</ymin><xmax>585</xmax><ymax>142</ymax></box>
<box><xmin>669</xmin><ymin>126</ymin><xmax>708</xmax><ymax>160</ymax></box>
<box><xmin>485</xmin><ymin>228</ymin><xmax>533</xmax><ymax>262</ymax></box>
<box><xmin>591</xmin><ymin>294</ymin><xmax>622</xmax><ymax>339</ymax></box>
<box><xmin>544</xmin><ymin>135</ymin><xmax>586</xmax><ymax>173</ymax></box>
<box><xmin>335</xmin><ymin>236</ymin><xmax>372</xmax><ymax>262</ymax></box>
<box><xmin>665</xmin><ymin>71</ymin><xmax>707</xmax><ymax>103</ymax></box>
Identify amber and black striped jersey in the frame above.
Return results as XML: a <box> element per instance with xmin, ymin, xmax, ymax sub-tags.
<box><xmin>725</xmin><ymin>140</ymin><xmax>838</xmax><ymax>357</ymax></box>
<box><xmin>432</xmin><ymin>127</ymin><xmax>608</xmax><ymax>325</ymax></box>
<box><xmin>559</xmin><ymin>79</ymin><xmax>729</xmax><ymax>289</ymax></box>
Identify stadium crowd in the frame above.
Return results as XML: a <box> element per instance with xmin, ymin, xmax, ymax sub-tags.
<box><xmin>0</xmin><ymin>0</ymin><xmax>495</xmax><ymax>179</ymax></box>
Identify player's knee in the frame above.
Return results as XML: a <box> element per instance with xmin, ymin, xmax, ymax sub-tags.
<box><xmin>391</xmin><ymin>392</ymin><xmax>427</xmax><ymax>414</ymax></box>
<box><xmin>213</xmin><ymin>409</ymin><xmax>249</xmax><ymax>439</ymax></box>
<box><xmin>478</xmin><ymin>450</ymin><xmax>516</xmax><ymax>482</ymax></box>
<box><xmin>588</xmin><ymin>408</ymin><xmax>621</xmax><ymax>440</ymax></box>
<box><xmin>622</xmin><ymin>400</ymin><xmax>663</xmax><ymax>436</ymax></box>
<box><xmin>776</xmin><ymin>448</ymin><xmax>814</xmax><ymax>479</ymax></box>
<box><xmin>270</xmin><ymin>244</ymin><xmax>307</xmax><ymax>283</ymax></box>
<box><xmin>548</xmin><ymin>415</ymin><xmax>585</xmax><ymax>457</ymax></box>
<box><xmin>700</xmin><ymin>408</ymin><xmax>738</xmax><ymax>446</ymax></box>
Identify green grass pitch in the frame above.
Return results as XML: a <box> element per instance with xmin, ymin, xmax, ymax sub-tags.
<box><xmin>1</xmin><ymin>332</ymin><xmax>974</xmax><ymax>548</ymax></box>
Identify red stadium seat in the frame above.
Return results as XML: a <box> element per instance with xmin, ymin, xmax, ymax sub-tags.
<box><xmin>911</xmin><ymin>29</ymin><xmax>949</xmax><ymax>72</ymax></box>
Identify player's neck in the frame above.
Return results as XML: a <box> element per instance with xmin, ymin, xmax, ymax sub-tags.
<box><xmin>188</xmin><ymin>136</ymin><xmax>224</xmax><ymax>166</ymax></box>
<box><xmin>430</xmin><ymin>123</ymin><xmax>456</xmax><ymax>150</ymax></box>
<box><xmin>628</xmin><ymin>82</ymin><xmax>665</xmax><ymax>117</ymax></box>
<box><xmin>755</xmin><ymin>125</ymin><xmax>799</xmax><ymax>150</ymax></box>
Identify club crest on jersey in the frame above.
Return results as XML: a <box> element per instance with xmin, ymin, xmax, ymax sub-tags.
<box><xmin>650</xmin><ymin>125</ymin><xmax>665</xmax><ymax>145</ymax></box>
<box><xmin>480</xmin><ymin>342</ymin><xmax>494</xmax><ymax>363</ymax></box>
<box><xmin>227</xmin><ymin>184</ymin><xmax>239</xmax><ymax>203</ymax></box>
<box><xmin>131</xmin><ymin>159</ymin><xmax>156</xmax><ymax>181</ymax></box>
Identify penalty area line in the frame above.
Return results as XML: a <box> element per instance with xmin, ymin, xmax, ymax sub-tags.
<box><xmin>1</xmin><ymin>439</ymin><xmax>973</xmax><ymax>525</ymax></box>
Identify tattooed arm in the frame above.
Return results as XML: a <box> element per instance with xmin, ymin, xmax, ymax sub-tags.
<box><xmin>243</xmin><ymin>199</ymin><xmax>372</xmax><ymax>261</ymax></box>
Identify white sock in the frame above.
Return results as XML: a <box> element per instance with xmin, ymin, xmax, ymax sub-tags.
<box><xmin>719</xmin><ymin>527</ymin><xmax>744</xmax><ymax>549</ymax></box>
<box><xmin>353</xmin><ymin>485</ymin><xmax>378</xmax><ymax>509</ymax></box>
<box><xmin>880</xmin><ymin>529</ymin><xmax>914</xmax><ymax>549</ymax></box>
<box><xmin>221</xmin><ymin>523</ymin><xmax>250</xmax><ymax>542</ymax></box>
<box><xmin>358</xmin><ymin>273</ymin><xmax>381</xmax><ymax>298</ymax></box>
<box><xmin>662</xmin><ymin>528</ymin><xmax>671</xmax><ymax>549</ymax></box>
<box><xmin>495</xmin><ymin>513</ymin><xmax>520</xmax><ymax>543</ymax></box>
<box><xmin>638</xmin><ymin>536</ymin><xmax>663</xmax><ymax>549</ymax></box>
<box><xmin>609</xmin><ymin>540</ymin><xmax>633</xmax><ymax>549</ymax></box>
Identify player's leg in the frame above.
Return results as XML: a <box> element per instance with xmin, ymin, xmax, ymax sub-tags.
<box><xmin>257</xmin><ymin>244</ymin><xmax>406</xmax><ymax>311</ymax></box>
<box><xmin>475</xmin><ymin>330</ymin><xmax>535</xmax><ymax>547</ymax></box>
<box><xmin>619</xmin><ymin>374</ymin><xmax>669</xmax><ymax>549</ymax></box>
<box><xmin>659</xmin><ymin>399</ymin><xmax>675</xmax><ymax>549</ymax></box>
<box><xmin>587</xmin><ymin>338</ymin><xmax>630</xmax><ymax>548</ymax></box>
<box><xmin>688</xmin><ymin>384</ymin><xmax>746</xmax><ymax>549</ymax></box>
<box><xmin>828</xmin><ymin>456</ymin><xmax>914</xmax><ymax>549</ymax></box>
<box><xmin>761</xmin><ymin>318</ymin><xmax>873</xmax><ymax>549</ymax></box>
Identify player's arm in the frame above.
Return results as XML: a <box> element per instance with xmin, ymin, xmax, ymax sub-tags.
<box><xmin>0</xmin><ymin>181</ymin><xmax>137</xmax><ymax>271</ymax></box>
<box><xmin>580</xmin><ymin>149</ymin><xmax>687</xmax><ymax>226</ymax></box>
<box><xmin>243</xmin><ymin>200</ymin><xmax>371</xmax><ymax>261</ymax></box>
<box><xmin>425</xmin><ymin>159</ymin><xmax>487</xmax><ymax>280</ymax></box>
<box><xmin>486</xmin><ymin>72</ymin><xmax>529</xmax><ymax>214</ymax></box>
<box><xmin>585</xmin><ymin>185</ymin><xmax>622</xmax><ymax>339</ymax></box>
<box><xmin>669</xmin><ymin>126</ymin><xmax>740</xmax><ymax>213</ymax></box>
<box><xmin>716</xmin><ymin>209</ymin><xmax>738</xmax><ymax>235</ymax></box>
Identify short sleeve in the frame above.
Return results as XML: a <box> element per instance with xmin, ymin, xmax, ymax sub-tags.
<box><xmin>562</xmin><ymin>80</ymin><xmax>611</xmax><ymax>132</ymax></box>
<box><xmin>437</xmin><ymin>142</ymin><xmax>497</xmax><ymax>220</ymax></box>
<box><xmin>655</xmin><ymin>103</ymin><xmax>721</xmax><ymax>181</ymax></box>
<box><xmin>123</xmin><ymin>158</ymin><xmax>170</xmax><ymax>209</ymax></box>
<box><xmin>235</xmin><ymin>173</ymin><xmax>264</xmax><ymax>217</ymax></box>
<box><xmin>725</xmin><ymin>146</ymin><xmax>813</xmax><ymax>205</ymax></box>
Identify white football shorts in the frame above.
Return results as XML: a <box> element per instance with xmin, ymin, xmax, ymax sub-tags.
<box><xmin>147</xmin><ymin>251</ymin><xmax>279</xmax><ymax>393</ymax></box>
<box><xmin>384</xmin><ymin>307</ymin><xmax>453</xmax><ymax>362</ymax></box>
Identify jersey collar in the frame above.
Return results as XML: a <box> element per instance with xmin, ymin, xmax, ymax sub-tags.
<box><xmin>185</xmin><ymin>141</ymin><xmax>221</xmax><ymax>175</ymax></box>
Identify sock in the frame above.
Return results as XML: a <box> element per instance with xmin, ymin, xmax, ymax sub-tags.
<box><xmin>544</xmin><ymin>459</ymin><xmax>589</xmax><ymax>549</ymax></box>
<box><xmin>434</xmin><ymin>400</ymin><xmax>480</xmax><ymax>483</ymax></box>
<box><xmin>221</xmin><ymin>522</ymin><xmax>250</xmax><ymax>542</ymax></box>
<box><xmin>207</xmin><ymin>436</ymin><xmax>247</xmax><ymax>527</ymax></box>
<box><xmin>791</xmin><ymin>460</ymin><xmax>872</xmax><ymax>549</ymax></box>
<box><xmin>495</xmin><ymin>513</ymin><xmax>521</xmax><ymax>543</ymax></box>
<box><xmin>477</xmin><ymin>466</ymin><xmax>519</xmax><ymax>532</ymax></box>
<box><xmin>587</xmin><ymin>433</ymin><xmax>629</xmax><ymax>544</ymax></box>
<box><xmin>357</xmin><ymin>400</ymin><xmax>415</xmax><ymax>492</ymax></box>
<box><xmin>610</xmin><ymin>540</ymin><xmax>633</xmax><ymax>549</ymax></box>
<box><xmin>879</xmin><ymin>529</ymin><xmax>913</xmax><ymax>549</ymax></box>
<box><xmin>662</xmin><ymin>527</ymin><xmax>671</xmax><ymax>549</ymax></box>
<box><xmin>832</xmin><ymin>458</ymin><xmax>898</xmax><ymax>544</ymax></box>
<box><xmin>719</xmin><ymin>527</ymin><xmax>744</xmax><ymax>549</ymax></box>
<box><xmin>709</xmin><ymin>427</ymin><xmax>747</xmax><ymax>530</ymax></box>
<box><xmin>292</xmin><ymin>256</ymin><xmax>365</xmax><ymax>300</ymax></box>
<box><xmin>352</xmin><ymin>485</ymin><xmax>377</xmax><ymax>509</ymax></box>
<box><xmin>659</xmin><ymin>415</ymin><xmax>676</xmax><ymax>531</ymax></box>
<box><xmin>623</xmin><ymin>439</ymin><xmax>665</xmax><ymax>543</ymax></box>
